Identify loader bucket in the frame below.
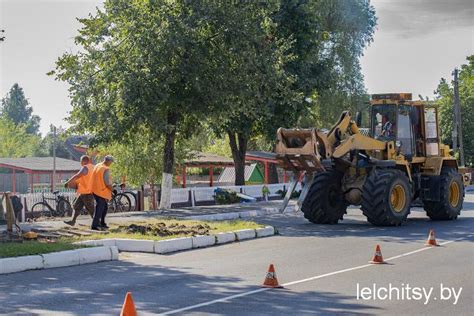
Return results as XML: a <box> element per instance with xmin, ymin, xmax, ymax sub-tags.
<box><xmin>275</xmin><ymin>128</ymin><xmax>325</xmax><ymax>172</ymax></box>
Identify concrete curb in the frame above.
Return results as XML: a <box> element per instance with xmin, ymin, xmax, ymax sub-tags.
<box><xmin>0</xmin><ymin>246</ymin><xmax>118</xmax><ymax>275</ymax></box>
<box><xmin>155</xmin><ymin>237</ymin><xmax>193</xmax><ymax>254</ymax></box>
<box><xmin>74</xmin><ymin>226</ymin><xmax>275</xmax><ymax>254</ymax></box>
<box><xmin>184</xmin><ymin>207</ymin><xmax>280</xmax><ymax>222</ymax></box>
<box><xmin>116</xmin><ymin>239</ymin><xmax>154</xmax><ymax>253</ymax></box>
<box><xmin>235</xmin><ymin>229</ymin><xmax>256</xmax><ymax>241</ymax></box>
<box><xmin>192</xmin><ymin>235</ymin><xmax>216</xmax><ymax>249</ymax></box>
<box><xmin>216</xmin><ymin>232</ymin><xmax>236</xmax><ymax>244</ymax></box>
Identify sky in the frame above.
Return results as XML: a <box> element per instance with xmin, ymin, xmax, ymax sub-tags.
<box><xmin>0</xmin><ymin>0</ymin><xmax>473</xmax><ymax>135</ymax></box>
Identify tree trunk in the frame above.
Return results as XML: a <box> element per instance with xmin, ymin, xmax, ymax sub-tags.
<box><xmin>228</xmin><ymin>131</ymin><xmax>248</xmax><ymax>186</ymax></box>
<box><xmin>268</xmin><ymin>143</ymin><xmax>279</xmax><ymax>183</ymax></box>
<box><xmin>160</xmin><ymin>112</ymin><xmax>178</xmax><ymax>209</ymax></box>
<box><xmin>268</xmin><ymin>163</ymin><xmax>279</xmax><ymax>183</ymax></box>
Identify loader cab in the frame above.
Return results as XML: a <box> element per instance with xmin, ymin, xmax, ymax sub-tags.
<box><xmin>370</xmin><ymin>93</ymin><xmax>442</xmax><ymax>158</ymax></box>
<box><xmin>370</xmin><ymin>93</ymin><xmax>417</xmax><ymax>158</ymax></box>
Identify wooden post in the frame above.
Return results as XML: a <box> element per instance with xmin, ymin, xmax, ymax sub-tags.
<box><xmin>12</xmin><ymin>169</ymin><xmax>16</xmax><ymax>194</ymax></box>
<box><xmin>209</xmin><ymin>165</ymin><xmax>214</xmax><ymax>187</ymax></box>
<box><xmin>190</xmin><ymin>189</ymin><xmax>195</xmax><ymax>207</ymax></box>
<box><xmin>4</xmin><ymin>192</ymin><xmax>15</xmax><ymax>233</ymax></box>
<box><xmin>30</xmin><ymin>173</ymin><xmax>34</xmax><ymax>193</ymax></box>
<box><xmin>50</xmin><ymin>173</ymin><xmax>54</xmax><ymax>192</ymax></box>
<box><xmin>264</xmin><ymin>161</ymin><xmax>269</xmax><ymax>184</ymax></box>
<box><xmin>58</xmin><ymin>172</ymin><xmax>63</xmax><ymax>189</ymax></box>
<box><xmin>23</xmin><ymin>196</ymin><xmax>28</xmax><ymax>215</ymax></box>
<box><xmin>21</xmin><ymin>199</ymin><xmax>26</xmax><ymax>223</ymax></box>
<box><xmin>182</xmin><ymin>166</ymin><xmax>187</xmax><ymax>188</ymax></box>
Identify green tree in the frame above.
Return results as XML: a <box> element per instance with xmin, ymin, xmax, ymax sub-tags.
<box><xmin>94</xmin><ymin>126</ymin><xmax>193</xmax><ymax>188</ymax></box>
<box><xmin>206</xmin><ymin>1</ymin><xmax>300</xmax><ymax>185</ymax></box>
<box><xmin>1</xmin><ymin>83</ymin><xmax>41</xmax><ymax>135</ymax></box>
<box><xmin>435</xmin><ymin>55</ymin><xmax>474</xmax><ymax>165</ymax></box>
<box><xmin>39</xmin><ymin>126</ymin><xmax>73</xmax><ymax>159</ymax></box>
<box><xmin>274</xmin><ymin>0</ymin><xmax>376</xmax><ymax>101</ymax></box>
<box><xmin>0</xmin><ymin>117</ymin><xmax>42</xmax><ymax>157</ymax></box>
<box><xmin>213</xmin><ymin>0</ymin><xmax>377</xmax><ymax>184</ymax></box>
<box><xmin>51</xmin><ymin>0</ymin><xmax>242</xmax><ymax>207</ymax></box>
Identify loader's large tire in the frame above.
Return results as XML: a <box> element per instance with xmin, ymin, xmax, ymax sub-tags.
<box><xmin>361</xmin><ymin>169</ymin><xmax>411</xmax><ymax>226</ymax></box>
<box><xmin>423</xmin><ymin>168</ymin><xmax>464</xmax><ymax>220</ymax></box>
<box><xmin>301</xmin><ymin>170</ymin><xmax>348</xmax><ymax>224</ymax></box>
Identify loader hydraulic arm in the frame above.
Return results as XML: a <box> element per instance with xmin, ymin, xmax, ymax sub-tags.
<box><xmin>275</xmin><ymin>111</ymin><xmax>390</xmax><ymax>172</ymax></box>
<box><xmin>326</xmin><ymin>111</ymin><xmax>360</xmax><ymax>146</ymax></box>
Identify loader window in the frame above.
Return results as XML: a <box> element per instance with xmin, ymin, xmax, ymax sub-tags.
<box><xmin>397</xmin><ymin>106</ymin><xmax>414</xmax><ymax>156</ymax></box>
<box><xmin>371</xmin><ymin>105</ymin><xmax>396</xmax><ymax>140</ymax></box>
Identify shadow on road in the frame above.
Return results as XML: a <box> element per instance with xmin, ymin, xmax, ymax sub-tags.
<box><xmin>254</xmin><ymin>208</ymin><xmax>474</xmax><ymax>245</ymax></box>
<box><xmin>188</xmin><ymin>288</ymin><xmax>382</xmax><ymax>315</ymax></box>
<box><xmin>0</xmin><ymin>259</ymin><xmax>239</xmax><ymax>315</ymax></box>
<box><xmin>0</xmin><ymin>257</ymin><xmax>382</xmax><ymax>315</ymax></box>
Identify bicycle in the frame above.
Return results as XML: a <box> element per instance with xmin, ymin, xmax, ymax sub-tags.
<box><xmin>29</xmin><ymin>191</ymin><xmax>73</xmax><ymax>219</ymax></box>
<box><xmin>118</xmin><ymin>183</ymin><xmax>138</xmax><ymax>211</ymax></box>
<box><xmin>107</xmin><ymin>184</ymin><xmax>132</xmax><ymax>213</ymax></box>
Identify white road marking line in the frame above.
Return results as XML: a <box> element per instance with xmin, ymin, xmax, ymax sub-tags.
<box><xmin>160</xmin><ymin>237</ymin><xmax>465</xmax><ymax>315</ymax></box>
<box><xmin>160</xmin><ymin>288</ymin><xmax>269</xmax><ymax>315</ymax></box>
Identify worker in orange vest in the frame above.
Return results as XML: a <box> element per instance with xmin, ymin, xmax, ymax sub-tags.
<box><xmin>91</xmin><ymin>155</ymin><xmax>114</xmax><ymax>230</ymax></box>
<box><xmin>64</xmin><ymin>155</ymin><xmax>95</xmax><ymax>226</ymax></box>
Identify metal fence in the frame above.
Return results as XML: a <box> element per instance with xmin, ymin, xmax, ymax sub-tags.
<box><xmin>0</xmin><ymin>173</ymin><xmax>76</xmax><ymax>194</ymax></box>
<box><xmin>14</xmin><ymin>183</ymin><xmax>297</xmax><ymax>222</ymax></box>
<box><xmin>19</xmin><ymin>192</ymin><xmax>76</xmax><ymax>212</ymax></box>
<box><xmin>171</xmin><ymin>183</ymin><xmax>295</xmax><ymax>207</ymax></box>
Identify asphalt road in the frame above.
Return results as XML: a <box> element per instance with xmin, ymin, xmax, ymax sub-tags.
<box><xmin>1</xmin><ymin>193</ymin><xmax>473</xmax><ymax>315</ymax></box>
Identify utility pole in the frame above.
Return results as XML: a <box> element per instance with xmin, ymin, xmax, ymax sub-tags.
<box><xmin>52</xmin><ymin>125</ymin><xmax>57</xmax><ymax>192</ymax></box>
<box><xmin>452</xmin><ymin>68</ymin><xmax>465</xmax><ymax>166</ymax></box>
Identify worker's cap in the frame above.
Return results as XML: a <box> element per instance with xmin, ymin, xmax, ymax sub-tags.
<box><xmin>104</xmin><ymin>155</ymin><xmax>114</xmax><ymax>162</ymax></box>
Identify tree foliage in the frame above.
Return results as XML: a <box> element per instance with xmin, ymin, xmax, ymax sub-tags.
<box><xmin>51</xmin><ymin>0</ymin><xmax>225</xmax><ymax>167</ymax></box>
<box><xmin>435</xmin><ymin>55</ymin><xmax>474</xmax><ymax>165</ymax></box>
<box><xmin>274</xmin><ymin>0</ymin><xmax>376</xmax><ymax>128</ymax></box>
<box><xmin>50</xmin><ymin>0</ymin><xmax>378</xmax><ymax>190</ymax></box>
<box><xmin>204</xmin><ymin>1</ymin><xmax>301</xmax><ymax>185</ymax></box>
<box><xmin>210</xmin><ymin>0</ymin><xmax>377</xmax><ymax>184</ymax></box>
<box><xmin>1</xmin><ymin>83</ymin><xmax>41</xmax><ymax>135</ymax></box>
<box><xmin>0</xmin><ymin>117</ymin><xmax>42</xmax><ymax>157</ymax></box>
<box><xmin>94</xmin><ymin>127</ymin><xmax>191</xmax><ymax>187</ymax></box>
<box><xmin>40</xmin><ymin>127</ymin><xmax>74</xmax><ymax>159</ymax></box>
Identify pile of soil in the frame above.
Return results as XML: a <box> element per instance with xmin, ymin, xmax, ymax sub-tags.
<box><xmin>113</xmin><ymin>222</ymin><xmax>211</xmax><ymax>237</ymax></box>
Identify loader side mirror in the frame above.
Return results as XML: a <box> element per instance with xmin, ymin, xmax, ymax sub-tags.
<box><xmin>355</xmin><ymin>111</ymin><xmax>362</xmax><ymax>127</ymax></box>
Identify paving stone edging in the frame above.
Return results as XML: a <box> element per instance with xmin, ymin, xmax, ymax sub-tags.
<box><xmin>74</xmin><ymin>226</ymin><xmax>276</xmax><ymax>254</ymax></box>
<box><xmin>0</xmin><ymin>246</ymin><xmax>119</xmax><ymax>275</ymax></box>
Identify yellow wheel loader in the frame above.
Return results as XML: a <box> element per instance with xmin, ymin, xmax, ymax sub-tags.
<box><xmin>276</xmin><ymin>93</ymin><xmax>466</xmax><ymax>226</ymax></box>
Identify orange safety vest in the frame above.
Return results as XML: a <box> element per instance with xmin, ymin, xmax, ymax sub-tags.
<box><xmin>91</xmin><ymin>162</ymin><xmax>112</xmax><ymax>200</ymax></box>
<box><xmin>77</xmin><ymin>163</ymin><xmax>94</xmax><ymax>195</ymax></box>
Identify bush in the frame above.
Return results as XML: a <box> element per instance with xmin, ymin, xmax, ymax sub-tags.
<box><xmin>276</xmin><ymin>189</ymin><xmax>301</xmax><ymax>199</ymax></box>
<box><xmin>215</xmin><ymin>188</ymin><xmax>241</xmax><ymax>204</ymax></box>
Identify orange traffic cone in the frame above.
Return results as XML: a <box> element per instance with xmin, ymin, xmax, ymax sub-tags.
<box><xmin>425</xmin><ymin>229</ymin><xmax>439</xmax><ymax>247</ymax></box>
<box><xmin>120</xmin><ymin>292</ymin><xmax>137</xmax><ymax>316</ymax></box>
<box><xmin>261</xmin><ymin>264</ymin><xmax>283</xmax><ymax>288</ymax></box>
<box><xmin>369</xmin><ymin>245</ymin><xmax>386</xmax><ymax>264</ymax></box>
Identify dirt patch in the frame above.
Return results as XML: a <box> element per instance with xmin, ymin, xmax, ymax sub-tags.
<box><xmin>112</xmin><ymin>222</ymin><xmax>212</xmax><ymax>237</ymax></box>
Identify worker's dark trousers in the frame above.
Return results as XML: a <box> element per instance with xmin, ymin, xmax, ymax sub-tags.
<box><xmin>92</xmin><ymin>194</ymin><xmax>108</xmax><ymax>228</ymax></box>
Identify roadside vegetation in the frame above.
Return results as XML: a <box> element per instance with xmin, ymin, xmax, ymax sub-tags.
<box><xmin>0</xmin><ymin>240</ymin><xmax>85</xmax><ymax>258</ymax></box>
<box><xmin>0</xmin><ymin>219</ymin><xmax>262</xmax><ymax>258</ymax></box>
<box><xmin>67</xmin><ymin>219</ymin><xmax>263</xmax><ymax>242</ymax></box>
